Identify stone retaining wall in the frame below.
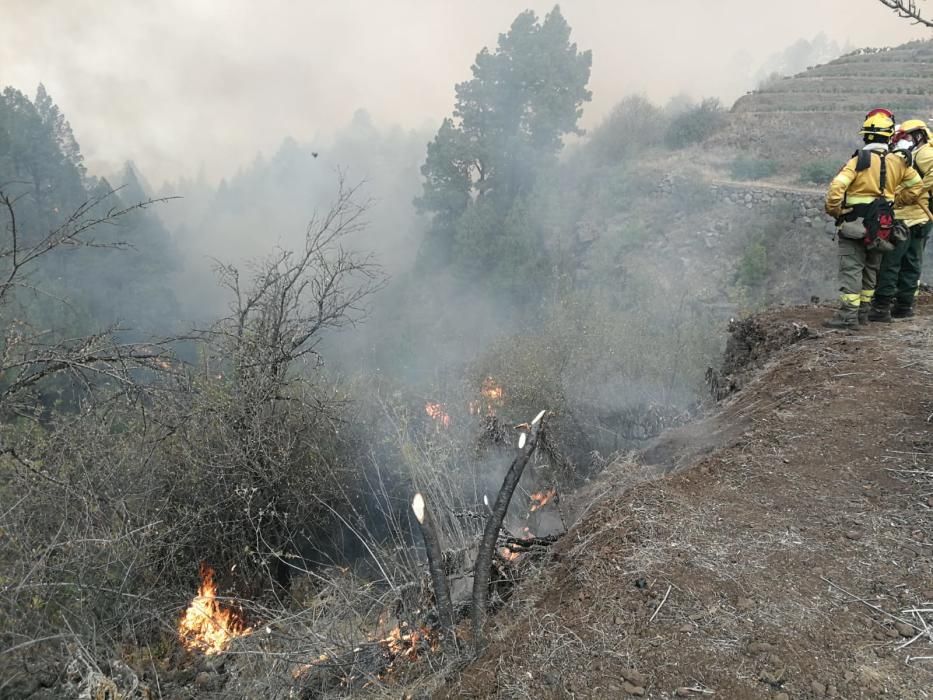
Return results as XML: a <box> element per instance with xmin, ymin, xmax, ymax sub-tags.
<box><xmin>710</xmin><ymin>182</ymin><xmax>835</xmax><ymax>235</ymax></box>
<box><xmin>657</xmin><ymin>176</ymin><xmax>835</xmax><ymax>235</ymax></box>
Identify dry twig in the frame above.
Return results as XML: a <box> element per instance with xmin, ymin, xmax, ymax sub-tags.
<box><xmin>649</xmin><ymin>584</ymin><xmax>673</xmax><ymax>623</ymax></box>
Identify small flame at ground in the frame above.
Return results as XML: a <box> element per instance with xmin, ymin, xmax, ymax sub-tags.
<box><xmin>424</xmin><ymin>401</ymin><xmax>451</xmax><ymax>428</ymax></box>
<box><xmin>481</xmin><ymin>377</ymin><xmax>504</xmax><ymax>402</ymax></box>
<box><xmin>178</xmin><ymin>563</ymin><xmax>251</xmax><ymax>655</ymax></box>
<box><xmin>380</xmin><ymin>622</ymin><xmax>435</xmax><ymax>661</ymax></box>
<box><xmin>470</xmin><ymin>377</ymin><xmax>506</xmax><ymax>416</ymax></box>
<box><xmin>500</xmin><ymin>546</ymin><xmax>521</xmax><ymax>562</ymax></box>
<box><xmin>529</xmin><ymin>488</ymin><xmax>557</xmax><ymax>512</ymax></box>
<box><xmin>292</xmin><ymin>616</ymin><xmax>440</xmax><ymax>682</ymax></box>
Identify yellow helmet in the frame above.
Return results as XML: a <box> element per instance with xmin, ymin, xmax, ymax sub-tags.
<box><xmin>901</xmin><ymin>118</ymin><xmax>928</xmax><ymax>135</ymax></box>
<box><xmin>899</xmin><ymin>118</ymin><xmax>933</xmax><ymax>144</ymax></box>
<box><xmin>860</xmin><ymin>112</ymin><xmax>895</xmax><ymax>139</ymax></box>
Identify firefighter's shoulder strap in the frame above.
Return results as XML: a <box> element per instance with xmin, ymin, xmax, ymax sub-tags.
<box><xmin>843</xmin><ymin>151</ymin><xmax>886</xmax><ymax>217</ymax></box>
<box><xmin>855</xmin><ymin>149</ymin><xmax>872</xmax><ymax>172</ymax></box>
<box><xmin>853</xmin><ymin>148</ymin><xmax>886</xmax><ymax>187</ymax></box>
<box><xmin>879</xmin><ymin>151</ymin><xmax>887</xmax><ymax>194</ymax></box>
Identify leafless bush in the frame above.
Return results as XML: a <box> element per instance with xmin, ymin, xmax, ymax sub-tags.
<box><xmin>0</xmin><ymin>189</ymin><xmax>180</xmax><ymax>696</ymax></box>
<box><xmin>0</xmin><ymin>179</ymin><xmax>393</xmax><ymax>696</ymax></box>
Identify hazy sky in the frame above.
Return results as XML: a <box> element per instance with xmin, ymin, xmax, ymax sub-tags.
<box><xmin>1</xmin><ymin>0</ymin><xmax>928</xmax><ymax>183</ymax></box>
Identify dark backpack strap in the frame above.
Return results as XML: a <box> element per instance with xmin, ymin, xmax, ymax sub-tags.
<box><xmin>855</xmin><ymin>149</ymin><xmax>873</xmax><ymax>172</ymax></box>
<box><xmin>879</xmin><ymin>152</ymin><xmax>887</xmax><ymax>194</ymax></box>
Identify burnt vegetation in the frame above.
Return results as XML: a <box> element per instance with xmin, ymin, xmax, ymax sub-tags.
<box><xmin>3</xmin><ymin>5</ymin><xmax>907</xmax><ymax>698</ymax></box>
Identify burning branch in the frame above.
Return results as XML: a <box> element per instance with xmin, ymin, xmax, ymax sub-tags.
<box><xmin>471</xmin><ymin>409</ymin><xmax>546</xmax><ymax>652</ymax></box>
<box><xmin>424</xmin><ymin>401</ymin><xmax>451</xmax><ymax>428</ymax></box>
<box><xmin>411</xmin><ymin>493</ymin><xmax>457</xmax><ymax>649</ymax></box>
<box><xmin>876</xmin><ymin>0</ymin><xmax>933</xmax><ymax>26</ymax></box>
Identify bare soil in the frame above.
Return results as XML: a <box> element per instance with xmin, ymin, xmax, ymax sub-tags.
<box><xmin>439</xmin><ymin>302</ymin><xmax>933</xmax><ymax>699</ymax></box>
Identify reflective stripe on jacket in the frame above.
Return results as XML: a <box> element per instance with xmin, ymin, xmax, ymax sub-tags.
<box><xmin>825</xmin><ymin>144</ymin><xmax>923</xmax><ymax>218</ymax></box>
<box><xmin>895</xmin><ymin>142</ymin><xmax>933</xmax><ymax>226</ymax></box>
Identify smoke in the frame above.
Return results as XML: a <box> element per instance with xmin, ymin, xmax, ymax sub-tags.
<box><xmin>1</xmin><ymin>0</ymin><xmax>924</xmax><ymax>564</ymax></box>
<box><xmin>0</xmin><ymin>0</ymin><xmax>925</xmax><ymax>184</ymax></box>
<box><xmin>155</xmin><ymin>109</ymin><xmax>431</xmax><ymax>318</ymax></box>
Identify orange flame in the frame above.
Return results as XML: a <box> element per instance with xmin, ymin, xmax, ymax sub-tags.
<box><xmin>499</xmin><ymin>546</ymin><xmax>521</xmax><ymax>562</ymax></box>
<box><xmin>470</xmin><ymin>377</ymin><xmax>505</xmax><ymax>416</ymax></box>
<box><xmin>178</xmin><ymin>564</ymin><xmax>251</xmax><ymax>655</ymax></box>
<box><xmin>293</xmin><ymin>617</ymin><xmax>440</xmax><ymax>681</ymax></box>
<box><xmin>380</xmin><ymin>622</ymin><xmax>437</xmax><ymax>662</ymax></box>
<box><xmin>529</xmin><ymin>488</ymin><xmax>557</xmax><ymax>512</ymax></box>
<box><xmin>481</xmin><ymin>377</ymin><xmax>504</xmax><ymax>402</ymax></box>
<box><xmin>424</xmin><ymin>401</ymin><xmax>451</xmax><ymax>428</ymax></box>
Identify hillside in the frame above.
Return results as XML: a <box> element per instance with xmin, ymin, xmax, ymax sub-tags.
<box><xmin>7</xmin><ymin>30</ymin><xmax>933</xmax><ymax>700</ymax></box>
<box><xmin>706</xmin><ymin>40</ymin><xmax>933</xmax><ymax>175</ymax></box>
<box><xmin>442</xmin><ymin>302</ymin><xmax>933</xmax><ymax>699</ymax></box>
<box><xmin>733</xmin><ymin>40</ymin><xmax>933</xmax><ymax>116</ymax></box>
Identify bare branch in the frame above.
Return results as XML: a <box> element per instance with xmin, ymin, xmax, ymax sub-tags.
<box><xmin>0</xmin><ymin>187</ymin><xmax>179</xmax><ymax>306</ymax></box>
<box><xmin>877</xmin><ymin>0</ymin><xmax>933</xmax><ymax>27</ymax></box>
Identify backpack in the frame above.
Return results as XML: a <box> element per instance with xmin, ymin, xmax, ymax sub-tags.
<box><xmin>854</xmin><ymin>151</ymin><xmax>897</xmax><ymax>252</ymax></box>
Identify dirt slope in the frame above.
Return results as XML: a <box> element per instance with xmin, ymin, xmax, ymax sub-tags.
<box><xmin>442</xmin><ymin>303</ymin><xmax>933</xmax><ymax>699</ymax></box>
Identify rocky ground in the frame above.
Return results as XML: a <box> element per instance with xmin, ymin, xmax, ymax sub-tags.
<box><xmin>439</xmin><ymin>301</ymin><xmax>933</xmax><ymax>699</ymax></box>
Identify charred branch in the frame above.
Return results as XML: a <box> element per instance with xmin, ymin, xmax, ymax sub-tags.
<box><xmin>501</xmin><ymin>534</ymin><xmax>560</xmax><ymax>550</ymax></box>
<box><xmin>471</xmin><ymin>409</ymin><xmax>546</xmax><ymax>652</ymax></box>
<box><xmin>411</xmin><ymin>493</ymin><xmax>457</xmax><ymax>649</ymax></box>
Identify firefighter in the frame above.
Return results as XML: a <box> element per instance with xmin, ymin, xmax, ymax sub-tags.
<box><xmin>824</xmin><ymin>112</ymin><xmax>923</xmax><ymax>328</ymax></box>
<box><xmin>869</xmin><ymin>119</ymin><xmax>933</xmax><ymax>322</ymax></box>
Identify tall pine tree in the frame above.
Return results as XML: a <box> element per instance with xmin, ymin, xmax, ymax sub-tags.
<box><xmin>416</xmin><ymin>5</ymin><xmax>591</xmax><ymax>297</ymax></box>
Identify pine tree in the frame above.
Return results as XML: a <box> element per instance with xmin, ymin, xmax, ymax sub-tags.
<box><xmin>416</xmin><ymin>5</ymin><xmax>591</xmax><ymax>289</ymax></box>
<box><xmin>35</xmin><ymin>84</ymin><xmax>85</xmax><ymax>178</ymax></box>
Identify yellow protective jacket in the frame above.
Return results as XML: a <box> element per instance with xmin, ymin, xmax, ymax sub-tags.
<box><xmin>825</xmin><ymin>144</ymin><xmax>923</xmax><ymax>218</ymax></box>
<box><xmin>894</xmin><ymin>142</ymin><xmax>933</xmax><ymax>226</ymax></box>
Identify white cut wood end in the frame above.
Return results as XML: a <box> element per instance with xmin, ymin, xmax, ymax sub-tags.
<box><xmin>532</xmin><ymin>409</ymin><xmax>546</xmax><ymax>425</ymax></box>
<box><xmin>518</xmin><ymin>432</ymin><xmax>527</xmax><ymax>449</ymax></box>
<box><xmin>411</xmin><ymin>493</ymin><xmax>425</xmax><ymax>523</ymax></box>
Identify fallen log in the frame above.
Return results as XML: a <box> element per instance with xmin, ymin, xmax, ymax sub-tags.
<box><xmin>501</xmin><ymin>534</ymin><xmax>560</xmax><ymax>550</ymax></box>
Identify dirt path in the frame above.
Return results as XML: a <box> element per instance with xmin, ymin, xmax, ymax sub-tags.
<box><xmin>709</xmin><ymin>178</ymin><xmax>824</xmax><ymax>196</ymax></box>
<box><xmin>442</xmin><ymin>303</ymin><xmax>933</xmax><ymax>699</ymax></box>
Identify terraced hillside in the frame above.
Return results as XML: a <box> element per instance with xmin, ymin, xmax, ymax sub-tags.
<box><xmin>722</xmin><ymin>40</ymin><xmax>933</xmax><ymax>167</ymax></box>
<box><xmin>734</xmin><ymin>40</ymin><xmax>933</xmax><ymax>116</ymax></box>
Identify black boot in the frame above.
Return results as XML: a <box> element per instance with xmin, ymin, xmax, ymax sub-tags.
<box><xmin>868</xmin><ymin>297</ymin><xmax>893</xmax><ymax>323</ymax></box>
<box><xmin>891</xmin><ymin>302</ymin><xmax>915</xmax><ymax>318</ymax></box>
<box><xmin>823</xmin><ymin>315</ymin><xmax>859</xmax><ymax>329</ymax></box>
<box><xmin>858</xmin><ymin>306</ymin><xmax>870</xmax><ymax>326</ymax></box>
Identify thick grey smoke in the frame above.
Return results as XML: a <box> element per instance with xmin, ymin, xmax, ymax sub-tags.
<box><xmin>0</xmin><ymin>0</ymin><xmax>925</xmax><ymax>184</ymax></box>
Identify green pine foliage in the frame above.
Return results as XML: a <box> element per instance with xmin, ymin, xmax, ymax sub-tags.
<box><xmin>416</xmin><ymin>6</ymin><xmax>592</xmax><ymax>293</ymax></box>
<box><xmin>0</xmin><ymin>86</ymin><xmax>181</xmax><ymax>338</ymax></box>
